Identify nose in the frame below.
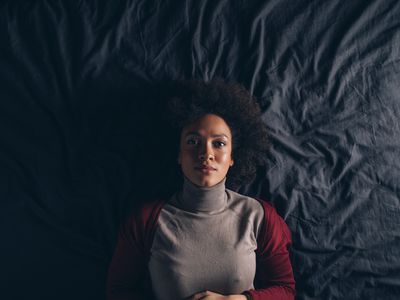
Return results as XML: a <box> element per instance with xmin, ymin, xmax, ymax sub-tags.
<box><xmin>198</xmin><ymin>142</ymin><xmax>214</xmax><ymax>161</ymax></box>
<box><xmin>199</xmin><ymin>153</ymin><xmax>214</xmax><ymax>161</ymax></box>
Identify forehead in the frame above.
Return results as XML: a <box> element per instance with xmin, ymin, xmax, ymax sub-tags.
<box><xmin>182</xmin><ymin>114</ymin><xmax>232</xmax><ymax>138</ymax></box>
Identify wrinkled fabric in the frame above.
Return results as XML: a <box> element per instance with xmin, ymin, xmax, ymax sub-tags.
<box><xmin>0</xmin><ymin>1</ymin><xmax>399</xmax><ymax>299</ymax></box>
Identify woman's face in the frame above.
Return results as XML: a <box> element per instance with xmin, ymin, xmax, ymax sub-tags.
<box><xmin>178</xmin><ymin>113</ymin><xmax>234</xmax><ymax>187</ymax></box>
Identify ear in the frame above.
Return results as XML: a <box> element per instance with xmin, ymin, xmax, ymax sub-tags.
<box><xmin>230</xmin><ymin>159</ymin><xmax>234</xmax><ymax>167</ymax></box>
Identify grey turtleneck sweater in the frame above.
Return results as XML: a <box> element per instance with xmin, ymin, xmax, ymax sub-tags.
<box><xmin>148</xmin><ymin>177</ymin><xmax>265</xmax><ymax>300</ymax></box>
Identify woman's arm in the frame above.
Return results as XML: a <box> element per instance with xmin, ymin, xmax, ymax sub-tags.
<box><xmin>107</xmin><ymin>227</ymin><xmax>149</xmax><ymax>299</ymax></box>
<box><xmin>106</xmin><ymin>201</ymin><xmax>164</xmax><ymax>300</ymax></box>
<box><xmin>243</xmin><ymin>200</ymin><xmax>296</xmax><ymax>300</ymax></box>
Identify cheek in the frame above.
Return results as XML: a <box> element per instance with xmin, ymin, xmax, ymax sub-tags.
<box><xmin>180</xmin><ymin>148</ymin><xmax>196</xmax><ymax>164</ymax></box>
<box><xmin>219</xmin><ymin>151</ymin><xmax>233</xmax><ymax>165</ymax></box>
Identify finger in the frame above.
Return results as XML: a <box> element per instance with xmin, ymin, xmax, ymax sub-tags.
<box><xmin>190</xmin><ymin>290</ymin><xmax>210</xmax><ymax>300</ymax></box>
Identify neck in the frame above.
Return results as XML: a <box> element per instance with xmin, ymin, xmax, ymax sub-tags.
<box><xmin>178</xmin><ymin>176</ymin><xmax>228</xmax><ymax>213</ymax></box>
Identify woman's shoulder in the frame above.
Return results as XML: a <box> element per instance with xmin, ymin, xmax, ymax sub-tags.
<box><xmin>225</xmin><ymin>189</ymin><xmax>273</xmax><ymax>215</ymax></box>
<box><xmin>226</xmin><ymin>189</ymin><xmax>283</xmax><ymax>215</ymax></box>
<box><xmin>120</xmin><ymin>197</ymin><xmax>168</xmax><ymax>235</ymax></box>
<box><xmin>225</xmin><ymin>189</ymin><xmax>291</xmax><ymax>241</ymax></box>
<box><xmin>127</xmin><ymin>198</ymin><xmax>168</xmax><ymax>224</ymax></box>
<box><xmin>225</xmin><ymin>189</ymin><xmax>265</xmax><ymax>235</ymax></box>
<box><xmin>118</xmin><ymin>198</ymin><xmax>169</xmax><ymax>251</ymax></box>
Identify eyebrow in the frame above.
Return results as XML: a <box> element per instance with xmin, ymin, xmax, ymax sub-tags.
<box><xmin>185</xmin><ymin>132</ymin><xmax>229</xmax><ymax>139</ymax></box>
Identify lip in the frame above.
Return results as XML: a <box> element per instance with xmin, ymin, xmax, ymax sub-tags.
<box><xmin>195</xmin><ymin>165</ymin><xmax>217</xmax><ymax>172</ymax></box>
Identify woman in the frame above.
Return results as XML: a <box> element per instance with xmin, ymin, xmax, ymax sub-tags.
<box><xmin>107</xmin><ymin>80</ymin><xmax>295</xmax><ymax>300</ymax></box>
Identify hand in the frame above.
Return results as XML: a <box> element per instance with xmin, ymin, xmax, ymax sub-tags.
<box><xmin>186</xmin><ymin>290</ymin><xmax>247</xmax><ymax>300</ymax></box>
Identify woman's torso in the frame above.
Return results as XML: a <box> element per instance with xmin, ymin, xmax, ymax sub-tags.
<box><xmin>148</xmin><ymin>188</ymin><xmax>265</xmax><ymax>300</ymax></box>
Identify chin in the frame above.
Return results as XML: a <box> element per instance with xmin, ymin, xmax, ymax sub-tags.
<box><xmin>198</xmin><ymin>178</ymin><xmax>220</xmax><ymax>187</ymax></box>
<box><xmin>196</xmin><ymin>180</ymin><xmax>211</xmax><ymax>187</ymax></box>
<box><xmin>186</xmin><ymin>172</ymin><xmax>223</xmax><ymax>187</ymax></box>
<box><xmin>191</xmin><ymin>177</ymin><xmax>213</xmax><ymax>187</ymax></box>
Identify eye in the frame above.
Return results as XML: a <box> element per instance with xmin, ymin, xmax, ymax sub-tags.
<box><xmin>213</xmin><ymin>141</ymin><xmax>226</xmax><ymax>148</ymax></box>
<box><xmin>186</xmin><ymin>138</ymin><xmax>199</xmax><ymax>145</ymax></box>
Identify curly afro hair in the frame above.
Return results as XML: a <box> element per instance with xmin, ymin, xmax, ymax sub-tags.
<box><xmin>163</xmin><ymin>79</ymin><xmax>269</xmax><ymax>188</ymax></box>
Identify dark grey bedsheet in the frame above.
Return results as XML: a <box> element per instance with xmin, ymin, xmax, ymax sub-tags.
<box><xmin>1</xmin><ymin>1</ymin><xmax>399</xmax><ymax>299</ymax></box>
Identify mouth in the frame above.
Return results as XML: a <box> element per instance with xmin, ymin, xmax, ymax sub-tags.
<box><xmin>195</xmin><ymin>165</ymin><xmax>217</xmax><ymax>172</ymax></box>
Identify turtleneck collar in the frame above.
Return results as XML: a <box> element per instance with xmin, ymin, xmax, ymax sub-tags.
<box><xmin>177</xmin><ymin>176</ymin><xmax>228</xmax><ymax>213</ymax></box>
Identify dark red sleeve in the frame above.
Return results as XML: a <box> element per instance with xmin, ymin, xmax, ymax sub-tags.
<box><xmin>244</xmin><ymin>200</ymin><xmax>296</xmax><ymax>300</ymax></box>
<box><xmin>106</xmin><ymin>201</ymin><xmax>165</xmax><ymax>300</ymax></box>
